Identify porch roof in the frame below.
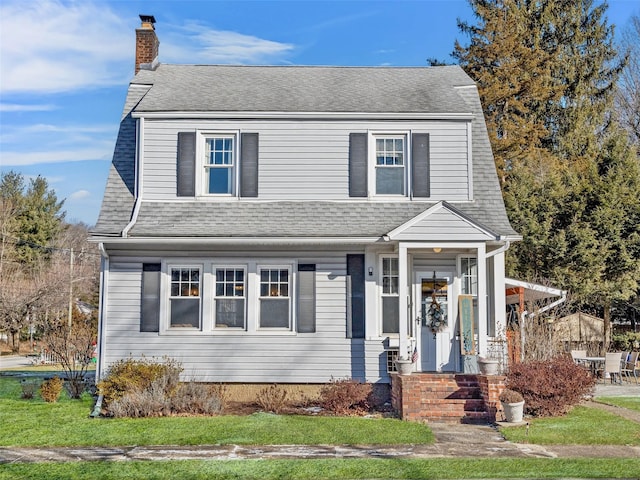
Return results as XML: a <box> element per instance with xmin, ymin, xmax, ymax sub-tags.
<box><xmin>505</xmin><ymin>277</ymin><xmax>566</xmax><ymax>305</ymax></box>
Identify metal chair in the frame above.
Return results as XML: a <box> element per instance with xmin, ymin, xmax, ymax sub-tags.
<box><xmin>601</xmin><ymin>352</ymin><xmax>624</xmax><ymax>384</ymax></box>
<box><xmin>621</xmin><ymin>351</ymin><xmax>639</xmax><ymax>385</ymax></box>
<box><xmin>570</xmin><ymin>350</ymin><xmax>587</xmax><ymax>365</ymax></box>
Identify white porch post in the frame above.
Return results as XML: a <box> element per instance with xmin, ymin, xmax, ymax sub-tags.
<box><xmin>477</xmin><ymin>243</ymin><xmax>487</xmax><ymax>356</ymax></box>
<box><xmin>398</xmin><ymin>243</ymin><xmax>409</xmax><ymax>359</ymax></box>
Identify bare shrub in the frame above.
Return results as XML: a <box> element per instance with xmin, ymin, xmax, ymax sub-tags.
<box><xmin>20</xmin><ymin>379</ymin><xmax>39</xmax><ymax>399</ymax></box>
<box><xmin>171</xmin><ymin>382</ymin><xmax>222</xmax><ymax>415</ymax></box>
<box><xmin>319</xmin><ymin>378</ymin><xmax>372</xmax><ymax>415</ymax></box>
<box><xmin>40</xmin><ymin>376</ymin><xmax>64</xmax><ymax>403</ymax></box>
<box><xmin>506</xmin><ymin>355</ymin><xmax>595</xmax><ymax>417</ymax></box>
<box><xmin>210</xmin><ymin>383</ymin><xmax>229</xmax><ymax>411</ymax></box>
<box><xmin>256</xmin><ymin>384</ymin><xmax>289</xmax><ymax>414</ymax></box>
<box><xmin>108</xmin><ymin>378</ymin><xmax>171</xmax><ymax>418</ymax></box>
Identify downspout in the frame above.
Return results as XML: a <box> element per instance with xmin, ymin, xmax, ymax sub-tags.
<box><xmin>122</xmin><ymin>116</ymin><xmax>144</xmax><ymax>238</ymax></box>
<box><xmin>485</xmin><ymin>240</ymin><xmax>510</xmax><ymax>259</ymax></box>
<box><xmin>91</xmin><ymin>242</ymin><xmax>109</xmax><ymax>417</ymax></box>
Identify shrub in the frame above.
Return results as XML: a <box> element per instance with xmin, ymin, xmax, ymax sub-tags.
<box><xmin>40</xmin><ymin>376</ymin><xmax>64</xmax><ymax>403</ymax></box>
<box><xmin>97</xmin><ymin>357</ymin><xmax>182</xmax><ymax>405</ymax></box>
<box><xmin>256</xmin><ymin>384</ymin><xmax>289</xmax><ymax>414</ymax></box>
<box><xmin>20</xmin><ymin>379</ymin><xmax>39</xmax><ymax>399</ymax></box>
<box><xmin>611</xmin><ymin>332</ymin><xmax>640</xmax><ymax>352</ymax></box>
<box><xmin>171</xmin><ymin>382</ymin><xmax>223</xmax><ymax>415</ymax></box>
<box><xmin>506</xmin><ymin>355</ymin><xmax>595</xmax><ymax>417</ymax></box>
<box><xmin>108</xmin><ymin>378</ymin><xmax>172</xmax><ymax>418</ymax></box>
<box><xmin>319</xmin><ymin>378</ymin><xmax>372</xmax><ymax>415</ymax></box>
<box><xmin>499</xmin><ymin>388</ymin><xmax>523</xmax><ymax>404</ymax></box>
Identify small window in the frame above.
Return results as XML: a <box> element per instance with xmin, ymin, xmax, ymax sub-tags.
<box><xmin>259</xmin><ymin>267</ymin><xmax>291</xmax><ymax>329</ymax></box>
<box><xmin>375</xmin><ymin>136</ymin><xmax>405</xmax><ymax>195</ymax></box>
<box><xmin>214</xmin><ymin>268</ymin><xmax>245</xmax><ymax>329</ymax></box>
<box><xmin>381</xmin><ymin>257</ymin><xmax>399</xmax><ymax>334</ymax></box>
<box><xmin>204</xmin><ymin>136</ymin><xmax>235</xmax><ymax>194</ymax></box>
<box><xmin>169</xmin><ymin>267</ymin><xmax>201</xmax><ymax>328</ymax></box>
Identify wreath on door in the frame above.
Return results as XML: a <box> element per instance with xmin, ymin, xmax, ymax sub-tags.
<box><xmin>426</xmin><ymin>295</ymin><xmax>447</xmax><ymax>335</ymax></box>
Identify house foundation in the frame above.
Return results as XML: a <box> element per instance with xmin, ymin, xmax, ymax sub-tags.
<box><xmin>391</xmin><ymin>373</ymin><xmax>507</xmax><ymax>423</ymax></box>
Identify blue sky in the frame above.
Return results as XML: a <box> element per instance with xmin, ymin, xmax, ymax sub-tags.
<box><xmin>0</xmin><ymin>0</ymin><xmax>637</xmax><ymax>226</ymax></box>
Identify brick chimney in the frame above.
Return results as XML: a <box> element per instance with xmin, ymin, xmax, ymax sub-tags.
<box><xmin>135</xmin><ymin>15</ymin><xmax>159</xmax><ymax>74</ymax></box>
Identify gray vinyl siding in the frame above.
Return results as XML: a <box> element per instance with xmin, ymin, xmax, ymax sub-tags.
<box><xmin>102</xmin><ymin>253</ymin><xmax>390</xmax><ymax>383</ymax></box>
<box><xmin>392</xmin><ymin>209</ymin><xmax>495</xmax><ymax>241</ymax></box>
<box><xmin>141</xmin><ymin>119</ymin><xmax>470</xmax><ymax>202</ymax></box>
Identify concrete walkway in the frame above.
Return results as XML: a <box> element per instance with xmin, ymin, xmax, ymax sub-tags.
<box><xmin>1</xmin><ymin>421</ymin><xmax>639</xmax><ymax>463</ymax></box>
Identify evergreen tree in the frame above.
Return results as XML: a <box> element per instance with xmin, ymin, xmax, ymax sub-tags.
<box><xmin>455</xmin><ymin>0</ymin><xmax>640</xmax><ymax>335</ymax></box>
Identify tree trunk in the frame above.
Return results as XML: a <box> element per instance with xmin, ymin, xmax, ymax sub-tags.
<box><xmin>603</xmin><ymin>301</ymin><xmax>611</xmax><ymax>352</ymax></box>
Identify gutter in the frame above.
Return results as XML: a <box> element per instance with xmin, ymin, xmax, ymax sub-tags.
<box><xmin>485</xmin><ymin>241</ymin><xmax>511</xmax><ymax>259</ymax></box>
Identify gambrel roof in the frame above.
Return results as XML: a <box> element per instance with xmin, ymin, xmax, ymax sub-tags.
<box><xmin>93</xmin><ymin>64</ymin><xmax>518</xmax><ymax>240</ymax></box>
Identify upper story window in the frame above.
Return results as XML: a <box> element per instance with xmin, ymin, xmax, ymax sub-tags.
<box><xmin>169</xmin><ymin>266</ymin><xmax>201</xmax><ymax>328</ymax></box>
<box><xmin>204</xmin><ymin>136</ymin><xmax>235</xmax><ymax>195</ymax></box>
<box><xmin>375</xmin><ymin>136</ymin><xmax>406</xmax><ymax>195</ymax></box>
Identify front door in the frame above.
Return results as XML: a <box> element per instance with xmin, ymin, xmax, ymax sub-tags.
<box><xmin>414</xmin><ymin>271</ymin><xmax>452</xmax><ymax>372</ymax></box>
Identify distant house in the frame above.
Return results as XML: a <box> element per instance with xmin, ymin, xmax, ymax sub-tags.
<box><xmin>91</xmin><ymin>15</ymin><xmax>520</xmax><ymax>384</ymax></box>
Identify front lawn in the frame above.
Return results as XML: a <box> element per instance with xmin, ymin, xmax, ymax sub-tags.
<box><xmin>0</xmin><ymin>377</ymin><xmax>434</xmax><ymax>447</ymax></box>
<box><xmin>2</xmin><ymin>458</ymin><xmax>640</xmax><ymax>480</ymax></box>
<box><xmin>500</xmin><ymin>405</ymin><xmax>640</xmax><ymax>445</ymax></box>
<box><xmin>596</xmin><ymin>396</ymin><xmax>640</xmax><ymax>412</ymax></box>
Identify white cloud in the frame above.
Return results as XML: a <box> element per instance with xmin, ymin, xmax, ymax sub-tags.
<box><xmin>162</xmin><ymin>22</ymin><xmax>295</xmax><ymax>64</ymax></box>
<box><xmin>68</xmin><ymin>190</ymin><xmax>91</xmax><ymax>201</ymax></box>
<box><xmin>0</xmin><ymin>0</ymin><xmax>131</xmax><ymax>94</ymax></box>
<box><xmin>0</xmin><ymin>103</ymin><xmax>57</xmax><ymax>112</ymax></box>
<box><xmin>1</xmin><ymin>148</ymin><xmax>112</xmax><ymax>166</ymax></box>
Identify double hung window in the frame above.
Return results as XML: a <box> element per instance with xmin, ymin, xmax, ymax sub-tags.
<box><xmin>204</xmin><ymin>136</ymin><xmax>235</xmax><ymax>194</ymax></box>
<box><xmin>375</xmin><ymin>136</ymin><xmax>406</xmax><ymax>195</ymax></box>
<box><xmin>169</xmin><ymin>267</ymin><xmax>201</xmax><ymax>328</ymax></box>
<box><xmin>214</xmin><ymin>268</ymin><xmax>246</xmax><ymax>328</ymax></box>
<box><xmin>259</xmin><ymin>267</ymin><xmax>291</xmax><ymax>329</ymax></box>
<box><xmin>381</xmin><ymin>257</ymin><xmax>400</xmax><ymax>334</ymax></box>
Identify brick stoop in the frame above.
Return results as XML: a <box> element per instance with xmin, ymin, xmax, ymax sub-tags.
<box><xmin>391</xmin><ymin>373</ymin><xmax>506</xmax><ymax>423</ymax></box>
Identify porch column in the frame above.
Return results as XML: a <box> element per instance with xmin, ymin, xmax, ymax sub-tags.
<box><xmin>398</xmin><ymin>243</ymin><xmax>410</xmax><ymax>359</ymax></box>
<box><xmin>477</xmin><ymin>243</ymin><xmax>488</xmax><ymax>356</ymax></box>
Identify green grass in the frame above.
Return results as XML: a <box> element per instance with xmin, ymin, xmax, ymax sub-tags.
<box><xmin>1</xmin><ymin>458</ymin><xmax>640</xmax><ymax>480</ymax></box>
<box><xmin>0</xmin><ymin>377</ymin><xmax>434</xmax><ymax>447</ymax></box>
<box><xmin>596</xmin><ymin>396</ymin><xmax>640</xmax><ymax>412</ymax></box>
<box><xmin>500</xmin><ymin>405</ymin><xmax>640</xmax><ymax>444</ymax></box>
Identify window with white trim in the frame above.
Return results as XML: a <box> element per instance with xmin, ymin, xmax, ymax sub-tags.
<box><xmin>461</xmin><ymin>257</ymin><xmax>478</xmax><ymax>296</ymax></box>
<box><xmin>381</xmin><ymin>256</ymin><xmax>400</xmax><ymax>334</ymax></box>
<box><xmin>169</xmin><ymin>266</ymin><xmax>201</xmax><ymax>328</ymax></box>
<box><xmin>259</xmin><ymin>267</ymin><xmax>291</xmax><ymax>329</ymax></box>
<box><xmin>375</xmin><ymin>135</ymin><xmax>406</xmax><ymax>195</ymax></box>
<box><xmin>204</xmin><ymin>135</ymin><xmax>235</xmax><ymax>194</ymax></box>
<box><xmin>214</xmin><ymin>267</ymin><xmax>246</xmax><ymax>329</ymax></box>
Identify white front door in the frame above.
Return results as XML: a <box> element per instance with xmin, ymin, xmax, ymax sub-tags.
<box><xmin>414</xmin><ymin>271</ymin><xmax>452</xmax><ymax>372</ymax></box>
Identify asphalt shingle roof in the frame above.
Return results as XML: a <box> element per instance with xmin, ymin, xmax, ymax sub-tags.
<box><xmin>92</xmin><ymin>64</ymin><xmax>518</xmax><ymax>240</ymax></box>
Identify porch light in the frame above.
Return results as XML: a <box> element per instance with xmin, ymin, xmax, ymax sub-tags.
<box><xmin>368</xmin><ymin>267</ymin><xmax>373</xmax><ymax>276</ymax></box>
<box><xmin>433</xmin><ymin>247</ymin><xmax>442</xmax><ymax>253</ymax></box>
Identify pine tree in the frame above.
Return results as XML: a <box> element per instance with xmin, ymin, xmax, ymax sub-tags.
<box><xmin>454</xmin><ymin>0</ymin><xmax>640</xmax><ymax>336</ymax></box>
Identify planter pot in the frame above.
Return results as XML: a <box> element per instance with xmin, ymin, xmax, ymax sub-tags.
<box><xmin>478</xmin><ymin>358</ymin><xmax>500</xmax><ymax>375</ymax></box>
<box><xmin>501</xmin><ymin>400</ymin><xmax>525</xmax><ymax>423</ymax></box>
<box><xmin>395</xmin><ymin>359</ymin><xmax>414</xmax><ymax>376</ymax></box>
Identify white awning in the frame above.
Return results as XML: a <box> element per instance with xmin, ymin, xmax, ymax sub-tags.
<box><xmin>505</xmin><ymin>277</ymin><xmax>566</xmax><ymax>306</ymax></box>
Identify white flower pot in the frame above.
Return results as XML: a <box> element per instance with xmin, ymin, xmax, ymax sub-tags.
<box><xmin>502</xmin><ymin>400</ymin><xmax>525</xmax><ymax>423</ymax></box>
<box><xmin>478</xmin><ymin>358</ymin><xmax>500</xmax><ymax>375</ymax></box>
<box><xmin>395</xmin><ymin>359</ymin><xmax>414</xmax><ymax>376</ymax></box>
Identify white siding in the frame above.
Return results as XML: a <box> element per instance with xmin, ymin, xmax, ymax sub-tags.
<box><xmin>392</xmin><ymin>210</ymin><xmax>495</xmax><ymax>241</ymax></box>
<box><xmin>102</xmin><ymin>253</ymin><xmax>389</xmax><ymax>383</ymax></box>
<box><xmin>140</xmin><ymin>119</ymin><xmax>471</xmax><ymax>202</ymax></box>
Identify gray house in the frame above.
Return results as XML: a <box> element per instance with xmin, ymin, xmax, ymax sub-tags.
<box><xmin>91</xmin><ymin>16</ymin><xmax>520</xmax><ymax>384</ymax></box>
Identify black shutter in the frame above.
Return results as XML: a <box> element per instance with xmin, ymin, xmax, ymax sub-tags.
<box><xmin>411</xmin><ymin>133</ymin><xmax>430</xmax><ymax>198</ymax></box>
<box><xmin>346</xmin><ymin>254</ymin><xmax>365</xmax><ymax>338</ymax></box>
<box><xmin>240</xmin><ymin>133</ymin><xmax>259</xmax><ymax>197</ymax></box>
<box><xmin>297</xmin><ymin>264</ymin><xmax>316</xmax><ymax>333</ymax></box>
<box><xmin>349</xmin><ymin>133</ymin><xmax>367</xmax><ymax>197</ymax></box>
<box><xmin>141</xmin><ymin>263</ymin><xmax>161</xmax><ymax>332</ymax></box>
<box><xmin>177</xmin><ymin>132</ymin><xmax>196</xmax><ymax>196</ymax></box>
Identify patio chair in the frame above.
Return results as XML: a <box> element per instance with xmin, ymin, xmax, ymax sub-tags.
<box><xmin>570</xmin><ymin>350</ymin><xmax>587</xmax><ymax>364</ymax></box>
<box><xmin>621</xmin><ymin>351</ymin><xmax>639</xmax><ymax>385</ymax></box>
<box><xmin>600</xmin><ymin>352</ymin><xmax>624</xmax><ymax>384</ymax></box>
